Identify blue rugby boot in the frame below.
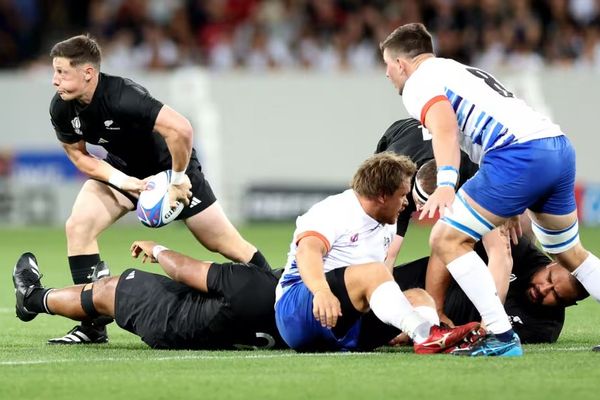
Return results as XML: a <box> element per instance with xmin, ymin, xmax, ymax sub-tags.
<box><xmin>451</xmin><ymin>331</ymin><xmax>523</xmax><ymax>357</ymax></box>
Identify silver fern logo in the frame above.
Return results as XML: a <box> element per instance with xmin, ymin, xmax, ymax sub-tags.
<box><xmin>71</xmin><ymin>117</ymin><xmax>83</xmax><ymax>135</ymax></box>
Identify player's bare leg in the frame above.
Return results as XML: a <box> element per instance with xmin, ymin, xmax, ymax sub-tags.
<box><xmin>185</xmin><ymin>201</ymin><xmax>271</xmax><ymax>270</ymax></box>
<box><xmin>429</xmin><ymin>192</ymin><xmax>522</xmax><ymax>356</ymax></box>
<box><xmin>54</xmin><ymin>180</ymin><xmax>132</xmax><ymax>344</ymax></box>
<box><xmin>45</xmin><ymin>277</ymin><xmax>118</xmax><ymax>320</ymax></box>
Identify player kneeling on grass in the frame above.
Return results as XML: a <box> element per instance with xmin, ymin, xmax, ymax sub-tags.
<box><xmin>275</xmin><ymin>152</ymin><xmax>482</xmax><ymax>354</ymax></box>
<box><xmin>13</xmin><ymin>243</ymin><xmax>284</xmax><ymax>350</ymax></box>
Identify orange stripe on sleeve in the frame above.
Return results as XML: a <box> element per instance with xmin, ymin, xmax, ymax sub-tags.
<box><xmin>420</xmin><ymin>95</ymin><xmax>449</xmax><ymax>125</ymax></box>
<box><xmin>296</xmin><ymin>231</ymin><xmax>331</xmax><ymax>252</ymax></box>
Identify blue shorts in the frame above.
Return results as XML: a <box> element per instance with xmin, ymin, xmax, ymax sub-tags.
<box><xmin>275</xmin><ymin>282</ymin><xmax>361</xmax><ymax>352</ymax></box>
<box><xmin>462</xmin><ymin>136</ymin><xmax>577</xmax><ymax>218</ymax></box>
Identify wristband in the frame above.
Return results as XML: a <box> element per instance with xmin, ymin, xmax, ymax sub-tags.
<box><xmin>436</xmin><ymin>166</ymin><xmax>459</xmax><ymax>188</ymax></box>
<box><xmin>152</xmin><ymin>245</ymin><xmax>169</xmax><ymax>259</ymax></box>
<box><xmin>108</xmin><ymin>170</ymin><xmax>128</xmax><ymax>189</ymax></box>
<box><xmin>170</xmin><ymin>170</ymin><xmax>187</xmax><ymax>185</ymax></box>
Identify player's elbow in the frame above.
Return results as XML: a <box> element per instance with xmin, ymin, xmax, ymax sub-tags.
<box><xmin>174</xmin><ymin>119</ymin><xmax>193</xmax><ymax>146</ymax></box>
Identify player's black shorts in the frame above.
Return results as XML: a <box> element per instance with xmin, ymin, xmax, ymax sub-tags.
<box><xmin>103</xmin><ymin>155</ymin><xmax>216</xmax><ymax>220</ymax></box>
<box><xmin>324</xmin><ymin>267</ymin><xmax>363</xmax><ymax>340</ymax></box>
<box><xmin>114</xmin><ymin>263</ymin><xmax>280</xmax><ymax>349</ymax></box>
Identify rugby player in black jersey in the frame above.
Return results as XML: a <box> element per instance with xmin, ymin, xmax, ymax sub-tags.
<box><xmin>12</xmin><ymin>244</ymin><xmax>284</xmax><ymax>350</ymax></box>
<box><xmin>374</xmin><ymin>118</ymin><xmax>479</xmax><ymax>268</ymax></box>
<box><xmin>48</xmin><ymin>34</ymin><xmax>271</xmax><ymax>344</ymax></box>
<box><xmin>358</xmin><ymin>231</ymin><xmax>589</xmax><ymax>350</ymax></box>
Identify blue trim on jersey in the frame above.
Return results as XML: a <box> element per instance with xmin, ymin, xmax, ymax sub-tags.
<box><xmin>456</xmin><ymin>100</ymin><xmax>468</xmax><ymax>124</ymax></box>
<box><xmin>531</xmin><ymin>220</ymin><xmax>578</xmax><ymax>235</ymax></box>
<box><xmin>484</xmin><ymin>122</ymin><xmax>506</xmax><ymax>151</ymax></box>
<box><xmin>457</xmin><ymin>192</ymin><xmax>495</xmax><ymax>231</ymax></box>
<box><xmin>543</xmin><ymin>233</ymin><xmax>580</xmax><ymax>249</ymax></box>
<box><xmin>441</xmin><ymin>217</ymin><xmax>482</xmax><ymax>240</ymax></box>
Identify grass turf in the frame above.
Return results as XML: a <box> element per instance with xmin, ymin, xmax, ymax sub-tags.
<box><xmin>1</xmin><ymin>223</ymin><xmax>600</xmax><ymax>400</ymax></box>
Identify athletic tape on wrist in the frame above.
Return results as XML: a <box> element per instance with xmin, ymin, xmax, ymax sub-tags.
<box><xmin>436</xmin><ymin>166</ymin><xmax>458</xmax><ymax>188</ymax></box>
<box><xmin>152</xmin><ymin>245</ymin><xmax>169</xmax><ymax>259</ymax></box>
<box><xmin>108</xmin><ymin>170</ymin><xmax>128</xmax><ymax>189</ymax></box>
<box><xmin>170</xmin><ymin>170</ymin><xmax>186</xmax><ymax>185</ymax></box>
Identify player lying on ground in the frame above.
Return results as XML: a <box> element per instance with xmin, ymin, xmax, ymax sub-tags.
<box><xmin>358</xmin><ymin>229</ymin><xmax>589</xmax><ymax>350</ymax></box>
<box><xmin>13</xmin><ymin>242</ymin><xmax>284</xmax><ymax>350</ymax></box>
<box><xmin>275</xmin><ymin>152</ymin><xmax>482</xmax><ymax>354</ymax></box>
<box><xmin>49</xmin><ymin>34</ymin><xmax>271</xmax><ymax>343</ymax></box>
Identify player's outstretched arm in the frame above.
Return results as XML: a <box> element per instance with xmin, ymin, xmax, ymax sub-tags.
<box><xmin>296</xmin><ymin>236</ymin><xmax>342</xmax><ymax>329</ymax></box>
<box><xmin>424</xmin><ymin>253</ymin><xmax>454</xmax><ymax>326</ymax></box>
<box><xmin>130</xmin><ymin>240</ymin><xmax>213</xmax><ymax>292</ymax></box>
<box><xmin>62</xmin><ymin>141</ymin><xmax>145</xmax><ymax>192</ymax></box>
<box><xmin>482</xmin><ymin>227</ymin><xmax>513</xmax><ymax>303</ymax></box>
<box><xmin>419</xmin><ymin>100</ymin><xmax>461</xmax><ymax>220</ymax></box>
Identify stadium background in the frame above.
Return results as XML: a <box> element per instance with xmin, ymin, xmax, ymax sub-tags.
<box><xmin>1</xmin><ymin>1</ymin><xmax>600</xmax><ymax>400</ymax></box>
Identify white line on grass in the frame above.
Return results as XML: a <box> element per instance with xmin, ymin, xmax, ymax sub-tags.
<box><xmin>0</xmin><ymin>351</ymin><xmax>386</xmax><ymax>366</ymax></box>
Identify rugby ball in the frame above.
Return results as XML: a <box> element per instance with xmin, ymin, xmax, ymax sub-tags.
<box><xmin>136</xmin><ymin>170</ymin><xmax>184</xmax><ymax>228</ymax></box>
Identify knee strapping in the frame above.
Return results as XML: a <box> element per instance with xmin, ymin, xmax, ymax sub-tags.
<box><xmin>440</xmin><ymin>190</ymin><xmax>495</xmax><ymax>241</ymax></box>
<box><xmin>80</xmin><ymin>284</ymin><xmax>100</xmax><ymax>319</ymax></box>
<box><xmin>532</xmin><ymin>219</ymin><xmax>580</xmax><ymax>254</ymax></box>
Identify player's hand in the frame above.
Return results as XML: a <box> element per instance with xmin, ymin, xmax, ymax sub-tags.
<box><xmin>312</xmin><ymin>288</ymin><xmax>342</xmax><ymax>328</ymax></box>
<box><xmin>439</xmin><ymin>312</ymin><xmax>455</xmax><ymax>328</ymax></box>
<box><xmin>419</xmin><ymin>186</ymin><xmax>455</xmax><ymax>220</ymax></box>
<box><xmin>120</xmin><ymin>176</ymin><xmax>146</xmax><ymax>193</ymax></box>
<box><xmin>130</xmin><ymin>240</ymin><xmax>159</xmax><ymax>263</ymax></box>
<box><xmin>504</xmin><ymin>215</ymin><xmax>522</xmax><ymax>245</ymax></box>
<box><xmin>388</xmin><ymin>332</ymin><xmax>411</xmax><ymax>347</ymax></box>
<box><xmin>168</xmin><ymin>175</ymin><xmax>192</xmax><ymax>208</ymax></box>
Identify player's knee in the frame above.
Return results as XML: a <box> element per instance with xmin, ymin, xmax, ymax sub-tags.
<box><xmin>403</xmin><ymin>288</ymin><xmax>434</xmax><ymax>308</ymax></box>
<box><xmin>90</xmin><ymin>277</ymin><xmax>117</xmax><ymax>316</ymax></box>
<box><xmin>65</xmin><ymin>212</ymin><xmax>97</xmax><ymax>241</ymax></box>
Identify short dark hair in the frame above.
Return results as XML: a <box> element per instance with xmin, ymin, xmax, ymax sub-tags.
<box><xmin>50</xmin><ymin>34</ymin><xmax>102</xmax><ymax>68</ymax></box>
<box><xmin>415</xmin><ymin>159</ymin><xmax>437</xmax><ymax>196</ymax></box>
<box><xmin>351</xmin><ymin>152</ymin><xmax>416</xmax><ymax>198</ymax></box>
<box><xmin>380</xmin><ymin>23</ymin><xmax>434</xmax><ymax>58</ymax></box>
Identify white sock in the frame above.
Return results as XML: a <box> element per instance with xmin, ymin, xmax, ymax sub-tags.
<box><xmin>572</xmin><ymin>253</ymin><xmax>600</xmax><ymax>302</ymax></box>
<box><xmin>446</xmin><ymin>251</ymin><xmax>512</xmax><ymax>334</ymax></box>
<box><xmin>415</xmin><ymin>305</ymin><xmax>440</xmax><ymax>326</ymax></box>
<box><xmin>369</xmin><ymin>281</ymin><xmax>432</xmax><ymax>343</ymax></box>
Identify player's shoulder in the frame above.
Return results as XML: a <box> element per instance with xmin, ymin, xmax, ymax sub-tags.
<box><xmin>101</xmin><ymin>73</ymin><xmax>150</xmax><ymax>99</ymax></box>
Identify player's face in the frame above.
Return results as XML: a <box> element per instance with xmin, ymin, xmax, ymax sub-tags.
<box><xmin>527</xmin><ymin>262</ymin><xmax>580</xmax><ymax>307</ymax></box>
<box><xmin>378</xmin><ymin>179</ymin><xmax>411</xmax><ymax>225</ymax></box>
<box><xmin>383</xmin><ymin>49</ymin><xmax>407</xmax><ymax>95</ymax></box>
<box><xmin>52</xmin><ymin>57</ymin><xmax>90</xmax><ymax>101</ymax></box>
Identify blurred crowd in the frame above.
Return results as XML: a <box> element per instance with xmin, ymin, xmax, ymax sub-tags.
<box><xmin>2</xmin><ymin>0</ymin><xmax>600</xmax><ymax>72</ymax></box>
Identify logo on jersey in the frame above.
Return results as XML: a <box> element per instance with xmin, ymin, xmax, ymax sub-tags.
<box><xmin>508</xmin><ymin>315</ymin><xmax>523</xmax><ymax>326</ymax></box>
<box><xmin>98</xmin><ymin>138</ymin><xmax>109</xmax><ymax>144</ymax></box>
<box><xmin>125</xmin><ymin>270</ymin><xmax>135</xmax><ymax>280</ymax></box>
<box><xmin>509</xmin><ymin>273</ymin><xmax>517</xmax><ymax>282</ymax></box>
<box><xmin>104</xmin><ymin>120</ymin><xmax>121</xmax><ymax>130</ymax></box>
<box><xmin>350</xmin><ymin>233</ymin><xmax>359</xmax><ymax>243</ymax></box>
<box><xmin>71</xmin><ymin>117</ymin><xmax>83</xmax><ymax>135</ymax></box>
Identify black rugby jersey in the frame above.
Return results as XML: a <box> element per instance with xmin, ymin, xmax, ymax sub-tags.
<box><xmin>375</xmin><ymin>118</ymin><xmax>479</xmax><ymax>236</ymax></box>
<box><xmin>50</xmin><ymin>73</ymin><xmax>199</xmax><ymax>178</ymax></box>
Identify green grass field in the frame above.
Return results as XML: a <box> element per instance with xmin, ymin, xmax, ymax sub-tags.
<box><xmin>1</xmin><ymin>223</ymin><xmax>600</xmax><ymax>400</ymax></box>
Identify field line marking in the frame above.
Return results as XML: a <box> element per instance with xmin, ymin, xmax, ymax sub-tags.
<box><xmin>0</xmin><ymin>351</ymin><xmax>385</xmax><ymax>366</ymax></box>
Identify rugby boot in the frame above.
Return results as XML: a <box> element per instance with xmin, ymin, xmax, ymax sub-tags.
<box><xmin>13</xmin><ymin>252</ymin><xmax>43</xmax><ymax>322</ymax></box>
<box><xmin>414</xmin><ymin>321</ymin><xmax>481</xmax><ymax>354</ymax></box>
<box><xmin>451</xmin><ymin>331</ymin><xmax>523</xmax><ymax>357</ymax></box>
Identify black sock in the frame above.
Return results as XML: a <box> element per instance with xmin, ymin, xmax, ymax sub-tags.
<box><xmin>24</xmin><ymin>288</ymin><xmax>52</xmax><ymax>314</ymax></box>
<box><xmin>249</xmin><ymin>250</ymin><xmax>272</xmax><ymax>272</ymax></box>
<box><xmin>495</xmin><ymin>329</ymin><xmax>515</xmax><ymax>342</ymax></box>
<box><xmin>68</xmin><ymin>254</ymin><xmax>100</xmax><ymax>284</ymax></box>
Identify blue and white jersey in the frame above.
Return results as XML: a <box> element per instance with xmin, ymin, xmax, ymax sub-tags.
<box><xmin>402</xmin><ymin>57</ymin><xmax>563</xmax><ymax>164</ymax></box>
<box><xmin>275</xmin><ymin>189</ymin><xmax>395</xmax><ymax>303</ymax></box>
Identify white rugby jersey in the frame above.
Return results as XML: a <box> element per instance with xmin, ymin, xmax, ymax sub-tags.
<box><xmin>402</xmin><ymin>57</ymin><xmax>563</xmax><ymax>163</ymax></box>
<box><xmin>275</xmin><ymin>189</ymin><xmax>395</xmax><ymax>302</ymax></box>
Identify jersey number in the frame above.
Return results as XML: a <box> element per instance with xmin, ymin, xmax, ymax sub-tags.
<box><xmin>466</xmin><ymin>67</ymin><xmax>514</xmax><ymax>98</ymax></box>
